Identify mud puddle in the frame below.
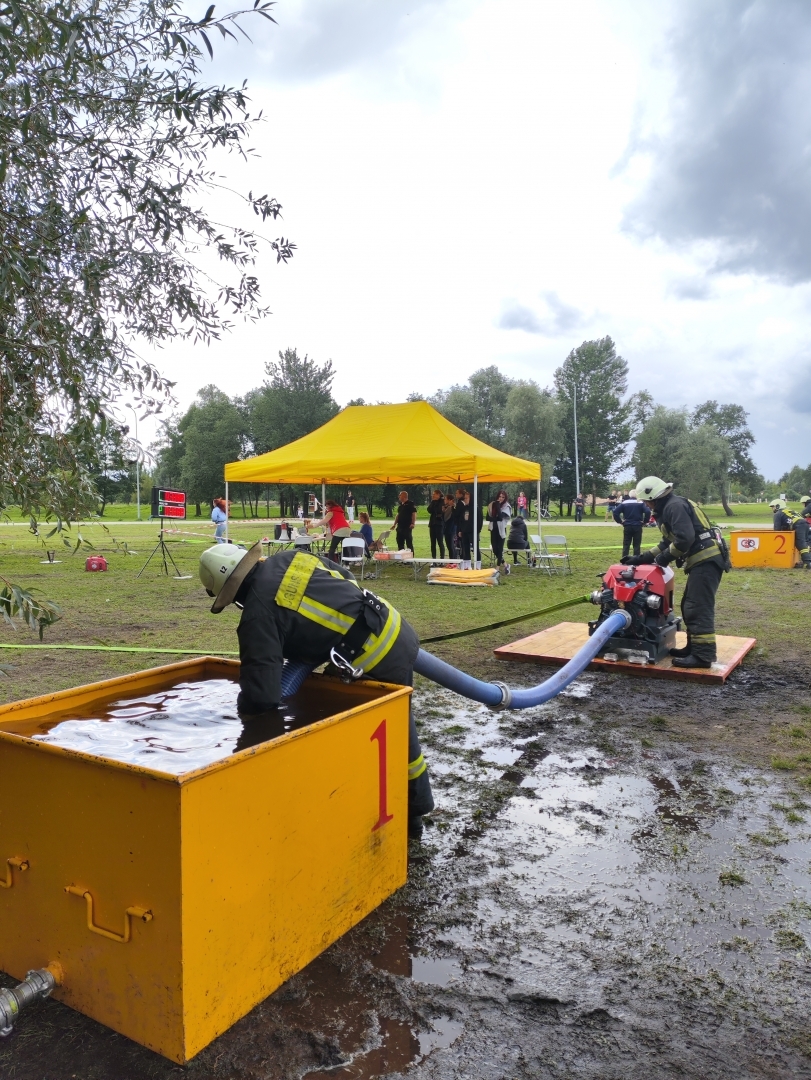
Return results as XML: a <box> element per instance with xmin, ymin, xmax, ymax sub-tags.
<box><xmin>230</xmin><ymin>677</ymin><xmax>811</xmax><ymax>1079</ymax></box>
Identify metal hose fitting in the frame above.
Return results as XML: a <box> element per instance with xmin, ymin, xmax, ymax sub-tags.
<box><xmin>0</xmin><ymin>966</ymin><xmax>60</xmax><ymax>1037</ymax></box>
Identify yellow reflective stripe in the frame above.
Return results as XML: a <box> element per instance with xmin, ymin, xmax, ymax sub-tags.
<box><xmin>691</xmin><ymin>633</ymin><xmax>716</xmax><ymax>643</ymax></box>
<box><xmin>354</xmin><ymin>605</ymin><xmax>401</xmax><ymax>673</ymax></box>
<box><xmin>275</xmin><ymin>552</ymin><xmax>322</xmax><ymax>611</ymax></box>
<box><xmin>298</xmin><ymin>596</ymin><xmax>354</xmax><ymax>633</ymax></box>
<box><xmin>408</xmin><ymin>754</ymin><xmax>426</xmax><ymax>780</ymax></box>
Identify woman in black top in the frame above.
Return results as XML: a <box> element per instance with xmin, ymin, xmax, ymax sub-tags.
<box><xmin>459</xmin><ymin>489</ymin><xmax>483</xmax><ymax>568</ymax></box>
<box><xmin>487</xmin><ymin>490</ymin><xmax>512</xmax><ymax>573</ymax></box>
<box><xmin>443</xmin><ymin>494</ymin><xmax>457</xmax><ymax>559</ymax></box>
<box><xmin>427</xmin><ymin>489</ymin><xmax>445</xmax><ymax>560</ymax></box>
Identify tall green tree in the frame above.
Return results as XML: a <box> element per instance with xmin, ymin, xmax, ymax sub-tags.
<box><xmin>553</xmin><ymin>337</ymin><xmax>633</xmax><ymax>512</ymax></box>
<box><xmin>503</xmin><ymin>381</ymin><xmax>563</xmax><ymax>494</ymax></box>
<box><xmin>633</xmin><ymin>407</ymin><xmax>731</xmax><ymax>504</ymax></box>
<box><xmin>247</xmin><ymin>349</ymin><xmax>339</xmax><ymax>456</ymax></box>
<box><xmin>430</xmin><ymin>366</ymin><xmax>513</xmax><ymax>449</ymax></box>
<box><xmin>779</xmin><ymin>463</ymin><xmax>811</xmax><ymax>499</ymax></box>
<box><xmin>0</xmin><ymin>0</ymin><xmax>290</xmax><ymax>631</ymax></box>
<box><xmin>176</xmin><ymin>386</ymin><xmax>246</xmax><ymax>515</ymax></box>
<box><xmin>691</xmin><ymin>401</ymin><xmax>760</xmax><ymax>515</ymax></box>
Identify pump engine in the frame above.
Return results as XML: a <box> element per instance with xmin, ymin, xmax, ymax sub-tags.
<box><xmin>588</xmin><ymin>563</ymin><xmax>679</xmax><ymax>663</ymax></box>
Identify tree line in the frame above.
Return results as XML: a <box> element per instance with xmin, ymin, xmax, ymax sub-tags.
<box><xmin>149</xmin><ymin>337</ymin><xmax>781</xmax><ymax>519</ymax></box>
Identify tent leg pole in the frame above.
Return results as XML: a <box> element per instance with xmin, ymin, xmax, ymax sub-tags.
<box><xmin>225</xmin><ymin>481</ymin><xmax>229</xmax><ymax>542</ymax></box>
<box><xmin>321</xmin><ymin>480</ymin><xmax>326</xmax><ymax>514</ymax></box>
<box><xmin>473</xmin><ymin>474</ymin><xmax>478</xmax><ymax>568</ymax></box>
<box><xmin>537</xmin><ymin>478</ymin><xmax>541</xmax><ymax>553</ymax></box>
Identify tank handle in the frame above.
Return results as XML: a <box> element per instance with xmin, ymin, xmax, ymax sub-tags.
<box><xmin>64</xmin><ymin>885</ymin><xmax>153</xmax><ymax>943</ymax></box>
<box><xmin>0</xmin><ymin>857</ymin><xmax>29</xmax><ymax>890</ymax></box>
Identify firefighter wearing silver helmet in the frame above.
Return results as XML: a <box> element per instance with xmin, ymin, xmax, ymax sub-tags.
<box><xmin>199</xmin><ymin>543</ymin><xmax>435</xmax><ymax>824</ymax></box>
<box><xmin>623</xmin><ymin>476</ymin><xmax>727</xmax><ymax>668</ymax></box>
<box><xmin>769</xmin><ymin>499</ymin><xmax>811</xmax><ymax>568</ymax></box>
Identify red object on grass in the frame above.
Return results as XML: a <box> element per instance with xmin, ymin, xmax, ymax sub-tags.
<box><xmin>85</xmin><ymin>556</ymin><xmax>108</xmax><ymax>572</ymax></box>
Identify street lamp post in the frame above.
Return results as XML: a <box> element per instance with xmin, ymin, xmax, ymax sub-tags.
<box><xmin>572</xmin><ymin>383</ymin><xmax>581</xmax><ymax>508</ymax></box>
<box><xmin>125</xmin><ymin>405</ymin><xmax>141</xmax><ymax>521</ymax></box>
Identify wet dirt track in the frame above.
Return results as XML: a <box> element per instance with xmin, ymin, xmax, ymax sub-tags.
<box><xmin>2</xmin><ymin>662</ymin><xmax>811</xmax><ymax>1079</ymax></box>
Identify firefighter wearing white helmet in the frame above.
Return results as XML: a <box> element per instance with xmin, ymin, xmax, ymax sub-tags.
<box><xmin>769</xmin><ymin>500</ymin><xmax>811</xmax><ymax>568</ymax></box>
<box><xmin>199</xmin><ymin>543</ymin><xmax>434</xmax><ymax>823</ymax></box>
<box><xmin>624</xmin><ymin>476</ymin><xmax>728</xmax><ymax>668</ymax></box>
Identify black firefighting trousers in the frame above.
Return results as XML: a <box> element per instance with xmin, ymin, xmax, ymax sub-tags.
<box><xmin>681</xmin><ymin>558</ymin><xmax>724</xmax><ymax>664</ymax></box>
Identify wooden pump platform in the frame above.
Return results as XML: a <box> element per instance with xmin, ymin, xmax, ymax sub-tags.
<box><xmin>494</xmin><ymin>622</ymin><xmax>757</xmax><ymax>684</ymax></box>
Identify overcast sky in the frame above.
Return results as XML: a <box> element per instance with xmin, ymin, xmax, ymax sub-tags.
<box><xmin>142</xmin><ymin>0</ymin><xmax>811</xmax><ymax>480</ymax></box>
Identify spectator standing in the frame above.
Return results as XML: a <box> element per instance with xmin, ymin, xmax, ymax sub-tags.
<box><xmin>575</xmin><ymin>492</ymin><xmax>585</xmax><ymax>522</ymax></box>
<box><xmin>613</xmin><ymin>490</ymin><xmax>651</xmax><ymax>558</ymax></box>
<box><xmin>427</xmin><ymin>489</ymin><xmax>446</xmax><ymax>561</ymax></box>
<box><xmin>211</xmin><ymin>497</ymin><xmax>228</xmax><ymax>543</ymax></box>
<box><xmin>516</xmin><ymin>491</ymin><xmax>528</xmax><ymax>519</ymax></box>
<box><xmin>460</xmin><ymin>489</ymin><xmax>483</xmax><ymax>569</ymax></box>
<box><xmin>345</xmin><ymin>490</ymin><xmax>356</xmax><ymax>522</ymax></box>
<box><xmin>443</xmin><ymin>494</ymin><xmax>458</xmax><ymax>559</ymax></box>
<box><xmin>453</xmin><ymin>487</ymin><xmax>466</xmax><ymax>556</ymax></box>
<box><xmin>487</xmin><ymin>490</ymin><xmax>512</xmax><ymax>575</ymax></box>
<box><xmin>394</xmin><ymin>490</ymin><xmax>417</xmax><ymax>551</ymax></box>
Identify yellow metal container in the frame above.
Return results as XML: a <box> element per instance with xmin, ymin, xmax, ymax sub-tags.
<box><xmin>0</xmin><ymin>659</ymin><xmax>411</xmax><ymax>1062</ymax></box>
<box><xmin>729</xmin><ymin>529</ymin><xmax>799</xmax><ymax>569</ymax></box>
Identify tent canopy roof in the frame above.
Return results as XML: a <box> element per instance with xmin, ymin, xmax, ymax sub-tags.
<box><xmin>224</xmin><ymin>401</ymin><xmax>541</xmax><ymax>485</ymax></box>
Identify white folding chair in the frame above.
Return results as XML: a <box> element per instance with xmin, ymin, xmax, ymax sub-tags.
<box><xmin>375</xmin><ymin>529</ymin><xmax>392</xmax><ymax>551</ymax></box>
<box><xmin>540</xmin><ymin>534</ymin><xmax>571</xmax><ymax>573</ymax></box>
<box><xmin>341</xmin><ymin>537</ymin><xmax>367</xmax><ymax>579</ymax></box>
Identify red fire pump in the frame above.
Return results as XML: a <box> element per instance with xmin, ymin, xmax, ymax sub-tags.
<box><xmin>588</xmin><ymin>563</ymin><xmax>679</xmax><ymax>663</ymax></box>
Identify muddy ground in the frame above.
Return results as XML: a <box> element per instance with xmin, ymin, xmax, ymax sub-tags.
<box><xmin>2</xmin><ymin>655</ymin><xmax>810</xmax><ymax>1080</ymax></box>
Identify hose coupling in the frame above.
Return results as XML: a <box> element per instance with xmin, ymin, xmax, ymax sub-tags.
<box><xmin>0</xmin><ymin>965</ymin><xmax>60</xmax><ymax>1037</ymax></box>
<box><xmin>614</xmin><ymin>608</ymin><xmax>633</xmax><ymax>630</ymax></box>
<box><xmin>488</xmin><ymin>682</ymin><xmax>513</xmax><ymax>711</ymax></box>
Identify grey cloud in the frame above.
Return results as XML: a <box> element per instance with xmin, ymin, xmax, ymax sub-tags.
<box><xmin>786</xmin><ymin>362</ymin><xmax>811</xmax><ymax>412</ymax></box>
<box><xmin>666</xmin><ymin>276</ymin><xmax>714</xmax><ymax>301</ymax></box>
<box><xmin>623</xmin><ymin>0</ymin><xmax>811</xmax><ymax>284</ymax></box>
<box><xmin>201</xmin><ymin>0</ymin><xmax>455</xmax><ymax>85</ymax></box>
<box><xmin>498</xmin><ymin>292</ymin><xmax>589</xmax><ymax>336</ymax></box>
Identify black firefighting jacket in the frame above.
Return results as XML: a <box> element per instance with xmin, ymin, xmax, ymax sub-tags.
<box><xmin>649</xmin><ymin>494</ymin><xmax>722</xmax><ymax>572</ymax></box>
<box><xmin>232</xmin><ymin>550</ymin><xmax>414</xmax><ymax>713</ymax></box>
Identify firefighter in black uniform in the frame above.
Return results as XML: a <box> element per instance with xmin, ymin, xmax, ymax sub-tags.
<box><xmin>621</xmin><ymin>476</ymin><xmax>727</xmax><ymax>669</ymax></box>
<box><xmin>769</xmin><ymin>498</ymin><xmax>811</xmax><ymax>569</ymax></box>
<box><xmin>199</xmin><ymin>543</ymin><xmax>434</xmax><ymax>823</ymax></box>
<box><xmin>612</xmin><ymin>489</ymin><xmax>651</xmax><ymax>557</ymax></box>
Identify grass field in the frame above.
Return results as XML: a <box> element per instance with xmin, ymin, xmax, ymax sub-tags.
<box><xmin>1</xmin><ymin>514</ymin><xmax>809</xmax><ymax>706</ymax></box>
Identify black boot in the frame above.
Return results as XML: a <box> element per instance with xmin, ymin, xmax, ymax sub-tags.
<box><xmin>669</xmin><ymin>639</ymin><xmax>692</xmax><ymax>658</ymax></box>
<box><xmin>671</xmin><ymin>655</ymin><xmax>712</xmax><ymax>669</ymax></box>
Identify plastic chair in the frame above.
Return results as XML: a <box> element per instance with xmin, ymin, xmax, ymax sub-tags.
<box><xmin>540</xmin><ymin>534</ymin><xmax>571</xmax><ymax>573</ymax></box>
<box><xmin>375</xmin><ymin>529</ymin><xmax>392</xmax><ymax>551</ymax></box>
<box><xmin>341</xmin><ymin>537</ymin><xmax>367</xmax><ymax>579</ymax></box>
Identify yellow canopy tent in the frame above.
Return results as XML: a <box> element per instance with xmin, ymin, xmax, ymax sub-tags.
<box><xmin>223</xmin><ymin>401</ymin><xmax>543</xmax><ymax>543</ymax></box>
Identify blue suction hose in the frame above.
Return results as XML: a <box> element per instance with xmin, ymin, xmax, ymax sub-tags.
<box><xmin>279</xmin><ymin>609</ymin><xmax>631</xmax><ymax>710</ymax></box>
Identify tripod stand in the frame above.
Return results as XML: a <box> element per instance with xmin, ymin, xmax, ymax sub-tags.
<box><xmin>136</xmin><ymin>525</ymin><xmax>193</xmax><ymax>579</ymax></box>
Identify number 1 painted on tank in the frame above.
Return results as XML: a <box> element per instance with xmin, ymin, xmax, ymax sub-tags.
<box><xmin>370</xmin><ymin>719</ymin><xmax>394</xmax><ymax>831</ymax></box>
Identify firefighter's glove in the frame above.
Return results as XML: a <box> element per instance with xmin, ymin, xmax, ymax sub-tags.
<box><xmin>654</xmin><ymin>551</ymin><xmax>673</xmax><ymax>567</ymax></box>
<box><xmin>621</xmin><ymin>551</ymin><xmax>655</xmax><ymax>566</ymax></box>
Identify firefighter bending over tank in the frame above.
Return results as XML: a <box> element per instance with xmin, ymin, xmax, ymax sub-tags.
<box><xmin>199</xmin><ymin>544</ymin><xmax>434</xmax><ymax>825</ymax></box>
<box><xmin>768</xmin><ymin>498</ymin><xmax>811</xmax><ymax>569</ymax></box>
<box><xmin>621</xmin><ymin>476</ymin><xmax>728</xmax><ymax>669</ymax></box>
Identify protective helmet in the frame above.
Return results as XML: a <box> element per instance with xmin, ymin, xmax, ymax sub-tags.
<box><xmin>635</xmin><ymin>476</ymin><xmax>673</xmax><ymax>501</ymax></box>
<box><xmin>199</xmin><ymin>542</ymin><xmax>263</xmax><ymax>613</ymax></box>
<box><xmin>801</xmin><ymin>495</ymin><xmax>811</xmax><ymax>505</ymax></box>
<box><xmin>768</xmin><ymin>498</ymin><xmax>786</xmax><ymax>510</ymax></box>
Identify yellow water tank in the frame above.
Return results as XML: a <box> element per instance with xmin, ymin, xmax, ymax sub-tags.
<box><xmin>0</xmin><ymin>659</ymin><xmax>411</xmax><ymax>1062</ymax></box>
<box><xmin>729</xmin><ymin>529</ymin><xmax>799</xmax><ymax>568</ymax></box>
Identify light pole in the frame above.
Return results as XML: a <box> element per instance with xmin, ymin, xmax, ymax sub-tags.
<box><xmin>125</xmin><ymin>404</ymin><xmax>141</xmax><ymax>521</ymax></box>
<box><xmin>572</xmin><ymin>382</ymin><xmax>581</xmax><ymax>508</ymax></box>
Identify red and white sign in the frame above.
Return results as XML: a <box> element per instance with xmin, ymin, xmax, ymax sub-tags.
<box><xmin>737</xmin><ymin>536</ymin><xmax>760</xmax><ymax>551</ymax></box>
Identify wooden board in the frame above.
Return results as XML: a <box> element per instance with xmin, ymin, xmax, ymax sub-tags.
<box><xmin>494</xmin><ymin>622</ymin><xmax>757</xmax><ymax>684</ymax></box>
